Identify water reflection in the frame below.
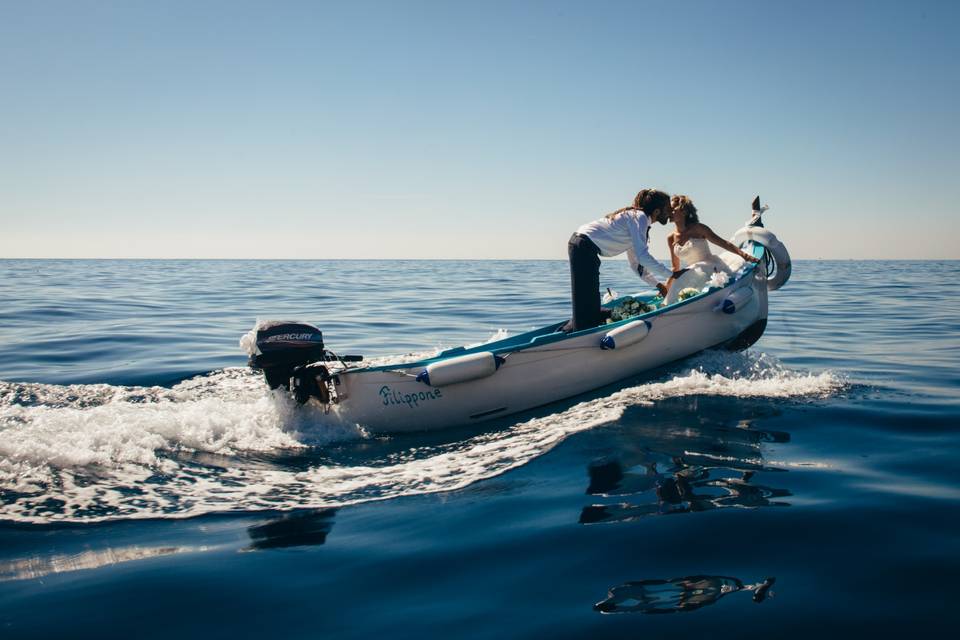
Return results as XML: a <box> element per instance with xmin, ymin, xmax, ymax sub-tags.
<box><xmin>0</xmin><ymin>509</ymin><xmax>339</xmax><ymax>582</ymax></box>
<box><xmin>0</xmin><ymin>545</ymin><xmax>205</xmax><ymax>582</ymax></box>
<box><xmin>594</xmin><ymin>575</ymin><xmax>776</xmax><ymax>614</ymax></box>
<box><xmin>245</xmin><ymin>509</ymin><xmax>337</xmax><ymax>551</ymax></box>
<box><xmin>580</xmin><ymin>409</ymin><xmax>791</xmax><ymax>524</ymax></box>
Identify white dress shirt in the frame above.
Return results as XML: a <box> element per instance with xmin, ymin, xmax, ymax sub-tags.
<box><xmin>576</xmin><ymin>210</ymin><xmax>671</xmax><ymax>286</ymax></box>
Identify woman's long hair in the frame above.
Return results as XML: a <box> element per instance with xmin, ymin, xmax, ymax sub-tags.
<box><xmin>606</xmin><ymin>189</ymin><xmax>671</xmax><ymax>220</ymax></box>
<box><xmin>671</xmin><ymin>194</ymin><xmax>699</xmax><ymax>226</ymax></box>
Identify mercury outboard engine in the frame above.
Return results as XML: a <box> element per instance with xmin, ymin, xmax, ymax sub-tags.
<box><xmin>247</xmin><ymin>321</ymin><xmax>327</xmax><ymax>390</ymax></box>
<box><xmin>243</xmin><ymin>320</ymin><xmax>363</xmax><ymax>405</ymax></box>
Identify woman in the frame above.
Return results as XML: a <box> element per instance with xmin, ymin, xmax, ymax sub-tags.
<box><xmin>664</xmin><ymin>195</ymin><xmax>759</xmax><ymax>304</ymax></box>
<box><xmin>566</xmin><ymin>189</ymin><xmax>674</xmax><ymax>332</ymax></box>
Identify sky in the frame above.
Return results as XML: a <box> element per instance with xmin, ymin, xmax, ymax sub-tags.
<box><xmin>1</xmin><ymin>0</ymin><xmax>958</xmax><ymax>259</ymax></box>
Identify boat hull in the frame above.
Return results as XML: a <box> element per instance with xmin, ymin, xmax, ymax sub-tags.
<box><xmin>326</xmin><ymin>268</ymin><xmax>769</xmax><ymax>432</ymax></box>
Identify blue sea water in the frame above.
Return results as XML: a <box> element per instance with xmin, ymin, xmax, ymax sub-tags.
<box><xmin>0</xmin><ymin>259</ymin><xmax>958</xmax><ymax>638</ymax></box>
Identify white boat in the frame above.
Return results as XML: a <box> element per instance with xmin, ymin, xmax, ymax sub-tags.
<box><xmin>242</xmin><ymin>198</ymin><xmax>792</xmax><ymax>433</ymax></box>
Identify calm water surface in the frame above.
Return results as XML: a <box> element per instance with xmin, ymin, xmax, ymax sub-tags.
<box><xmin>0</xmin><ymin>259</ymin><xmax>958</xmax><ymax>638</ymax></box>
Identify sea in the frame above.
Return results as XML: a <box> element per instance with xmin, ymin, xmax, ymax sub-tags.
<box><xmin>0</xmin><ymin>259</ymin><xmax>957</xmax><ymax>639</ymax></box>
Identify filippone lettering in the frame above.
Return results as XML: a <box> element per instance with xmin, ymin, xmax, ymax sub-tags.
<box><xmin>379</xmin><ymin>385</ymin><xmax>443</xmax><ymax>409</ymax></box>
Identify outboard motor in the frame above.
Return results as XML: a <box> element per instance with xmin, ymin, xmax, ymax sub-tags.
<box><xmin>241</xmin><ymin>320</ymin><xmax>363</xmax><ymax>405</ymax></box>
<box><xmin>244</xmin><ymin>321</ymin><xmax>326</xmax><ymax>390</ymax></box>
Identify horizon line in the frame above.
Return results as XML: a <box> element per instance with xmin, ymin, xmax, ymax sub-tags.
<box><xmin>2</xmin><ymin>257</ymin><xmax>957</xmax><ymax>262</ymax></box>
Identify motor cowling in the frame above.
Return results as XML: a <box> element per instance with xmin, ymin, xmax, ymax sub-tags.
<box><xmin>244</xmin><ymin>321</ymin><xmax>326</xmax><ymax>390</ymax></box>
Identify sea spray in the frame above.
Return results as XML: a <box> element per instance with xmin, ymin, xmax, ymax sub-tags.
<box><xmin>0</xmin><ymin>350</ymin><xmax>843</xmax><ymax>523</ymax></box>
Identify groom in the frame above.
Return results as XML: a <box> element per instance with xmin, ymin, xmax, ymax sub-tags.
<box><xmin>564</xmin><ymin>189</ymin><xmax>674</xmax><ymax>332</ymax></box>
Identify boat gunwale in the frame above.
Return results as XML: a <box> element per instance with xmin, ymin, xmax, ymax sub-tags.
<box><xmin>355</xmin><ymin>242</ymin><xmax>764</xmax><ymax>373</ymax></box>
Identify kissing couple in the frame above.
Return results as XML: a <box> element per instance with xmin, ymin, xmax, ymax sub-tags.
<box><xmin>564</xmin><ymin>188</ymin><xmax>759</xmax><ymax>332</ymax></box>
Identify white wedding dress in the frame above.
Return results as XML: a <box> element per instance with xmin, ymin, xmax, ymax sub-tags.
<box><xmin>665</xmin><ymin>238</ymin><xmax>745</xmax><ymax>305</ymax></box>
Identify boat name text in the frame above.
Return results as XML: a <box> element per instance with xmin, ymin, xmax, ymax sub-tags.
<box><xmin>379</xmin><ymin>385</ymin><xmax>443</xmax><ymax>408</ymax></box>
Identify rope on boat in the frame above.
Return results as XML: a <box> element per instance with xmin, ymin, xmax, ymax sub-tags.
<box><xmin>382</xmin><ymin>369</ymin><xmax>420</xmax><ymax>378</ymax></box>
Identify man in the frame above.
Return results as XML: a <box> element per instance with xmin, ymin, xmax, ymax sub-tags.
<box><xmin>565</xmin><ymin>188</ymin><xmax>673</xmax><ymax>332</ymax></box>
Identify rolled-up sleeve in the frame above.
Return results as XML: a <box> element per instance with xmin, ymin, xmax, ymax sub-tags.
<box><xmin>626</xmin><ymin>215</ymin><xmax>671</xmax><ymax>286</ymax></box>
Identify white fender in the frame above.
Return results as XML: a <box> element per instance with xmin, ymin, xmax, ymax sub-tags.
<box><xmin>715</xmin><ymin>286</ymin><xmax>754</xmax><ymax>314</ymax></box>
<box><xmin>417</xmin><ymin>351</ymin><xmax>501</xmax><ymax>387</ymax></box>
<box><xmin>731</xmin><ymin>226</ymin><xmax>791</xmax><ymax>291</ymax></box>
<box><xmin>600</xmin><ymin>320</ymin><xmax>651</xmax><ymax>350</ymax></box>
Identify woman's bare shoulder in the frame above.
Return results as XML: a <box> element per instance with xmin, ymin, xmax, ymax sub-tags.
<box><xmin>686</xmin><ymin>222</ymin><xmax>711</xmax><ymax>237</ymax></box>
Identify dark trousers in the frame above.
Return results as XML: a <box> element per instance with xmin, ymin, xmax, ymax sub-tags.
<box><xmin>567</xmin><ymin>233</ymin><xmax>602</xmax><ymax>331</ymax></box>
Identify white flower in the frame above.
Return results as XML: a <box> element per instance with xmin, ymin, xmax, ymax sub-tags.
<box><xmin>708</xmin><ymin>271</ymin><xmax>730</xmax><ymax>289</ymax></box>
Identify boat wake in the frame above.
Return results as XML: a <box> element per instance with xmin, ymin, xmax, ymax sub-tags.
<box><xmin>0</xmin><ymin>351</ymin><xmax>844</xmax><ymax>524</ymax></box>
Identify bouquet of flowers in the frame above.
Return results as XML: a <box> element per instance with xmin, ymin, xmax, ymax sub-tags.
<box><xmin>606</xmin><ymin>296</ymin><xmax>654</xmax><ymax>323</ymax></box>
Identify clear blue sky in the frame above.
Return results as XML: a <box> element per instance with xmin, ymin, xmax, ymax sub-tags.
<box><xmin>2</xmin><ymin>0</ymin><xmax>957</xmax><ymax>259</ymax></box>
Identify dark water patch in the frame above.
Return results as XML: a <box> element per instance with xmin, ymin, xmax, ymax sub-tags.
<box><xmin>245</xmin><ymin>509</ymin><xmax>337</xmax><ymax>550</ymax></box>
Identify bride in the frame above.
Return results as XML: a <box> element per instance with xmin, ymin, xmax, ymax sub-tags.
<box><xmin>664</xmin><ymin>195</ymin><xmax>759</xmax><ymax>304</ymax></box>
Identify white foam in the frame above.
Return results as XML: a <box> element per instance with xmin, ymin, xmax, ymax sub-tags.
<box><xmin>0</xmin><ymin>369</ymin><xmax>362</xmax><ymax>497</ymax></box>
<box><xmin>467</xmin><ymin>328</ymin><xmax>510</xmax><ymax>347</ymax></box>
<box><xmin>614</xmin><ymin>350</ymin><xmax>844</xmax><ymax>403</ymax></box>
<box><xmin>0</xmin><ymin>351</ymin><xmax>843</xmax><ymax>524</ymax></box>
